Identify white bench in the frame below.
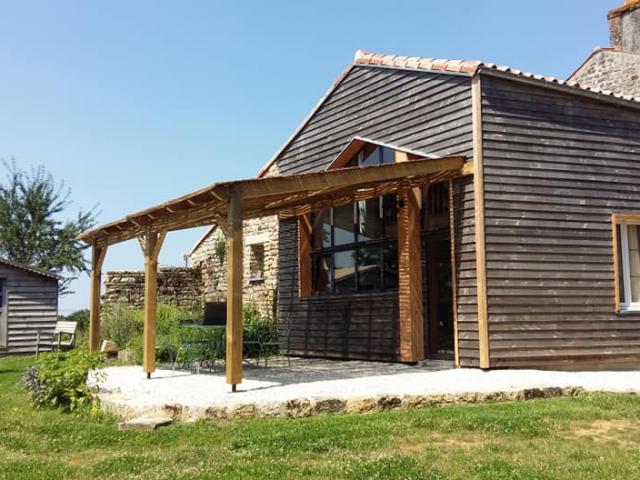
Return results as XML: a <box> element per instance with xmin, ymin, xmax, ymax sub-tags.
<box><xmin>35</xmin><ymin>321</ymin><xmax>78</xmax><ymax>358</ymax></box>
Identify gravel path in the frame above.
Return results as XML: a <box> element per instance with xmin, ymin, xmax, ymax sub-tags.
<box><xmin>93</xmin><ymin>361</ymin><xmax>640</xmax><ymax>422</ymax></box>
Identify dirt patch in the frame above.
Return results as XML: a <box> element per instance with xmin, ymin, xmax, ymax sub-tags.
<box><xmin>570</xmin><ymin>419</ymin><xmax>638</xmax><ymax>445</ymax></box>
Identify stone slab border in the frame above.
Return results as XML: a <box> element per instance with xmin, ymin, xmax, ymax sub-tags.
<box><xmin>99</xmin><ymin>386</ymin><xmax>602</xmax><ymax>424</ymax></box>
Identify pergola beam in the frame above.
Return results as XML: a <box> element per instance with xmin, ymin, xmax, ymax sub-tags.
<box><xmin>78</xmin><ymin>156</ymin><xmax>465</xmax><ymax>247</ymax></box>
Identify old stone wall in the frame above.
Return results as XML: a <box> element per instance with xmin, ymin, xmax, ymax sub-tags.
<box><xmin>189</xmin><ymin>160</ymin><xmax>280</xmax><ymax>319</ymax></box>
<box><xmin>570</xmin><ymin>49</ymin><xmax>640</xmax><ymax>97</ymax></box>
<box><xmin>190</xmin><ymin>215</ymin><xmax>279</xmax><ymax>319</ymax></box>
<box><xmin>569</xmin><ymin>2</ymin><xmax>640</xmax><ymax>97</ymax></box>
<box><xmin>102</xmin><ymin>267</ymin><xmax>203</xmax><ymax>311</ymax></box>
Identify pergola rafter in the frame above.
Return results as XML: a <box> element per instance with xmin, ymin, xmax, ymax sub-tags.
<box><xmin>79</xmin><ymin>153</ymin><xmax>469</xmax><ymax>390</ymax></box>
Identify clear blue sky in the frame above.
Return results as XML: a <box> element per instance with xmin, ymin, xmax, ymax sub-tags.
<box><xmin>0</xmin><ymin>0</ymin><xmax>612</xmax><ymax>313</ymax></box>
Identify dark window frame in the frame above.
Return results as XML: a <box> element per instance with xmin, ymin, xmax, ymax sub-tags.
<box><xmin>310</xmin><ymin>145</ymin><xmax>399</xmax><ymax>296</ymax></box>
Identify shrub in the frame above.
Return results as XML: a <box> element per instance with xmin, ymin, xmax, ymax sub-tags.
<box><xmin>22</xmin><ymin>348</ymin><xmax>103</xmax><ymax>412</ymax></box>
<box><xmin>101</xmin><ymin>303</ymin><xmax>144</xmax><ymax>348</ymax></box>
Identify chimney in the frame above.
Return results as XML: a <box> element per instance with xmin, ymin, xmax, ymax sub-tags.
<box><xmin>608</xmin><ymin>0</ymin><xmax>640</xmax><ymax>53</ymax></box>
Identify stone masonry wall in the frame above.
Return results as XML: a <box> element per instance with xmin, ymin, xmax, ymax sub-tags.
<box><xmin>102</xmin><ymin>267</ymin><xmax>203</xmax><ymax>311</ymax></box>
<box><xmin>189</xmin><ymin>160</ymin><xmax>281</xmax><ymax>319</ymax></box>
<box><xmin>570</xmin><ymin>49</ymin><xmax>640</xmax><ymax>97</ymax></box>
<box><xmin>190</xmin><ymin>215</ymin><xmax>279</xmax><ymax>319</ymax></box>
<box><xmin>569</xmin><ymin>2</ymin><xmax>640</xmax><ymax>97</ymax></box>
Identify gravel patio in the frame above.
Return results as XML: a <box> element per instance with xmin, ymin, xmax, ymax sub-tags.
<box><xmin>92</xmin><ymin>357</ymin><xmax>640</xmax><ymax>423</ymax></box>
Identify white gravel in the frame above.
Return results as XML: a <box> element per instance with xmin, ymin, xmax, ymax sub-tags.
<box><xmin>92</xmin><ymin>362</ymin><xmax>640</xmax><ymax>421</ymax></box>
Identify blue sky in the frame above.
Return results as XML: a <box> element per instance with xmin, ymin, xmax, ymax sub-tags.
<box><xmin>0</xmin><ymin>0</ymin><xmax>612</xmax><ymax>313</ymax></box>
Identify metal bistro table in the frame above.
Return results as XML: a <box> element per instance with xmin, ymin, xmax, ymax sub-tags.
<box><xmin>173</xmin><ymin>302</ymin><xmax>227</xmax><ymax>374</ymax></box>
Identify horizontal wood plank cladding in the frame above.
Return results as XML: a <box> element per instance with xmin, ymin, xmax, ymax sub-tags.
<box><xmin>481</xmin><ymin>74</ymin><xmax>640</xmax><ymax>367</ymax></box>
<box><xmin>277</xmin><ymin>219</ymin><xmax>400</xmax><ymax>361</ymax></box>
<box><xmin>0</xmin><ymin>264</ymin><xmax>58</xmax><ymax>354</ymax></box>
<box><xmin>275</xmin><ymin>66</ymin><xmax>473</xmax><ymax>175</ymax></box>
<box><xmin>452</xmin><ymin>176</ymin><xmax>478</xmax><ymax>367</ymax></box>
<box><xmin>273</xmin><ymin>66</ymin><xmax>477</xmax><ymax>364</ymax></box>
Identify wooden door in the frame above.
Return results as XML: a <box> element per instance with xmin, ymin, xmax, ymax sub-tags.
<box><xmin>423</xmin><ymin>231</ymin><xmax>454</xmax><ymax>358</ymax></box>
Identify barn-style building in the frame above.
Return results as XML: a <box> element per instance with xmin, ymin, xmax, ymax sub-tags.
<box><xmin>0</xmin><ymin>258</ymin><xmax>60</xmax><ymax>355</ymax></box>
<box><xmin>83</xmin><ymin>1</ymin><xmax>640</xmax><ymax>388</ymax></box>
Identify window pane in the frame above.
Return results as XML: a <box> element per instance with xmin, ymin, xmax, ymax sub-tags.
<box><xmin>383</xmin><ymin>242</ymin><xmax>399</xmax><ymax>289</ymax></box>
<box><xmin>357</xmin><ymin>198</ymin><xmax>383</xmax><ymax>242</ymax></box>
<box><xmin>333</xmin><ymin>204</ymin><xmax>355</xmax><ymax>246</ymax></box>
<box><xmin>382</xmin><ymin>194</ymin><xmax>398</xmax><ymax>238</ymax></box>
<box><xmin>312</xmin><ymin>254</ymin><xmax>332</xmax><ymax>294</ymax></box>
<box><xmin>312</xmin><ymin>209</ymin><xmax>331</xmax><ymax>249</ymax></box>
<box><xmin>358</xmin><ymin>246</ymin><xmax>383</xmax><ymax>291</ymax></box>
<box><xmin>333</xmin><ymin>250</ymin><xmax>357</xmax><ymax>294</ymax></box>
<box><xmin>617</xmin><ymin>224</ymin><xmax>624</xmax><ymax>304</ymax></box>
<box><xmin>381</xmin><ymin>146</ymin><xmax>395</xmax><ymax>164</ymax></box>
<box><xmin>629</xmin><ymin>225</ymin><xmax>640</xmax><ymax>303</ymax></box>
<box><xmin>359</xmin><ymin>144</ymin><xmax>380</xmax><ymax>167</ymax></box>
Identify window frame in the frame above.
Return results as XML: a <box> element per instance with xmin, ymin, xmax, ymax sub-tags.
<box><xmin>613</xmin><ymin>213</ymin><xmax>640</xmax><ymax>313</ymax></box>
<box><xmin>308</xmin><ymin>145</ymin><xmax>399</xmax><ymax>297</ymax></box>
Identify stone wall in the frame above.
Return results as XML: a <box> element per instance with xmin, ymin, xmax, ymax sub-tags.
<box><xmin>570</xmin><ymin>49</ymin><xmax>640</xmax><ymax>97</ymax></box>
<box><xmin>189</xmin><ymin>160</ymin><xmax>281</xmax><ymax>319</ymax></box>
<box><xmin>190</xmin><ymin>215</ymin><xmax>279</xmax><ymax>319</ymax></box>
<box><xmin>569</xmin><ymin>1</ymin><xmax>640</xmax><ymax>97</ymax></box>
<box><xmin>102</xmin><ymin>267</ymin><xmax>203</xmax><ymax>311</ymax></box>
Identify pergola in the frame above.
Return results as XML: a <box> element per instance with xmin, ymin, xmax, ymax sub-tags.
<box><xmin>79</xmin><ymin>150</ymin><xmax>467</xmax><ymax>391</ymax></box>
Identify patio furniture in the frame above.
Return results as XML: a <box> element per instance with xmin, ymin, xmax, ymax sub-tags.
<box><xmin>35</xmin><ymin>320</ymin><xmax>78</xmax><ymax>358</ymax></box>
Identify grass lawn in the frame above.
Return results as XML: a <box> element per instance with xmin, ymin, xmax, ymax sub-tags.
<box><xmin>2</xmin><ymin>355</ymin><xmax>640</xmax><ymax>480</ymax></box>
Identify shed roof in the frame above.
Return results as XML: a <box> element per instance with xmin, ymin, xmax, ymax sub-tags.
<box><xmin>0</xmin><ymin>258</ymin><xmax>61</xmax><ymax>280</ymax></box>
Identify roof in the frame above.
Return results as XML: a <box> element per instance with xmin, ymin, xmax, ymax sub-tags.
<box><xmin>0</xmin><ymin>258</ymin><xmax>61</xmax><ymax>280</ymax></box>
<box><xmin>609</xmin><ymin>0</ymin><xmax>640</xmax><ymax>19</ymax></box>
<box><xmin>190</xmin><ymin>137</ymin><xmax>454</xmax><ymax>256</ymax></box>
<box><xmin>81</xmin><ymin>154</ymin><xmax>466</xmax><ymax>248</ymax></box>
<box><xmin>255</xmin><ymin>49</ymin><xmax>640</xmax><ymax>180</ymax></box>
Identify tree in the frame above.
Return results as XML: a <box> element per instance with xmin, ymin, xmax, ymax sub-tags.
<box><xmin>0</xmin><ymin>160</ymin><xmax>98</xmax><ymax>294</ymax></box>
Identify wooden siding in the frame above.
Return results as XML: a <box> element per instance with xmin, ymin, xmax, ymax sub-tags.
<box><xmin>276</xmin><ymin>66</ymin><xmax>474</xmax><ymax>175</ymax></box>
<box><xmin>0</xmin><ymin>264</ymin><xmax>58</xmax><ymax>354</ymax></box>
<box><xmin>278</xmin><ymin>219</ymin><xmax>400</xmax><ymax>361</ymax></box>
<box><xmin>275</xmin><ymin>66</ymin><xmax>477</xmax><ymax>363</ymax></box>
<box><xmin>453</xmin><ymin>176</ymin><xmax>479</xmax><ymax>366</ymax></box>
<box><xmin>480</xmin><ymin>74</ymin><xmax>640</xmax><ymax>367</ymax></box>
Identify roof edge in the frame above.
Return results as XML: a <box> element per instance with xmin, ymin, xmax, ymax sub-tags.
<box><xmin>0</xmin><ymin>258</ymin><xmax>62</xmax><ymax>280</ymax></box>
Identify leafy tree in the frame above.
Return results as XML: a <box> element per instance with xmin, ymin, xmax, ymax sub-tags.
<box><xmin>0</xmin><ymin>160</ymin><xmax>97</xmax><ymax>294</ymax></box>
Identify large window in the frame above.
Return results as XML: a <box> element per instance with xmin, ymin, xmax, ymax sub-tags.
<box><xmin>310</xmin><ymin>145</ymin><xmax>398</xmax><ymax>295</ymax></box>
<box><xmin>617</xmin><ymin>221</ymin><xmax>640</xmax><ymax>311</ymax></box>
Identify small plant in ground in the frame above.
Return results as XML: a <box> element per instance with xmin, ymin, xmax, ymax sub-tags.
<box><xmin>22</xmin><ymin>348</ymin><xmax>104</xmax><ymax>412</ymax></box>
<box><xmin>213</xmin><ymin>235</ymin><xmax>226</xmax><ymax>265</ymax></box>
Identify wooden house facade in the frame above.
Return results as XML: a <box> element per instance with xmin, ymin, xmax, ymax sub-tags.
<box><xmin>0</xmin><ymin>258</ymin><xmax>60</xmax><ymax>355</ymax></box>
<box><xmin>260</xmin><ymin>51</ymin><xmax>640</xmax><ymax>369</ymax></box>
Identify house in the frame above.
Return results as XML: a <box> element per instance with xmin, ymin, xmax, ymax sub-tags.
<box><xmin>83</xmin><ymin>0</ymin><xmax>640</xmax><ymax>387</ymax></box>
<box><xmin>0</xmin><ymin>258</ymin><xmax>60</xmax><ymax>355</ymax></box>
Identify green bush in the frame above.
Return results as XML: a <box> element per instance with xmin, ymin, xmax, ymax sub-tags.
<box><xmin>22</xmin><ymin>349</ymin><xmax>103</xmax><ymax>412</ymax></box>
<box><xmin>100</xmin><ymin>302</ymin><xmax>279</xmax><ymax>364</ymax></box>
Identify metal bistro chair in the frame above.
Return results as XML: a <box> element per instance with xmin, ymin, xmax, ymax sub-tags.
<box><xmin>174</xmin><ymin>302</ymin><xmax>226</xmax><ymax>373</ymax></box>
<box><xmin>35</xmin><ymin>321</ymin><xmax>78</xmax><ymax>358</ymax></box>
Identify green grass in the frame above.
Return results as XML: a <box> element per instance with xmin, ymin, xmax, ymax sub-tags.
<box><xmin>2</xmin><ymin>355</ymin><xmax>640</xmax><ymax>480</ymax></box>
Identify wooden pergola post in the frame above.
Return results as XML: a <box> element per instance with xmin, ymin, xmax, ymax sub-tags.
<box><xmin>396</xmin><ymin>151</ymin><xmax>425</xmax><ymax>362</ymax></box>
<box><xmin>226</xmin><ymin>188</ymin><xmax>244</xmax><ymax>391</ymax></box>
<box><xmin>139</xmin><ymin>231</ymin><xmax>166</xmax><ymax>379</ymax></box>
<box><xmin>397</xmin><ymin>185</ymin><xmax>425</xmax><ymax>362</ymax></box>
<box><xmin>89</xmin><ymin>243</ymin><xmax>107</xmax><ymax>351</ymax></box>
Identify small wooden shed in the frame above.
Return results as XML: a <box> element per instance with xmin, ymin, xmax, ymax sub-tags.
<box><xmin>0</xmin><ymin>258</ymin><xmax>60</xmax><ymax>355</ymax></box>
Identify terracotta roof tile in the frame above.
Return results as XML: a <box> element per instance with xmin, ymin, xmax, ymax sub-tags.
<box><xmin>354</xmin><ymin>50</ymin><xmax>640</xmax><ymax>104</ymax></box>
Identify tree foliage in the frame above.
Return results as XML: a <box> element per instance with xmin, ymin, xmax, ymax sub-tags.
<box><xmin>0</xmin><ymin>160</ymin><xmax>97</xmax><ymax>294</ymax></box>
